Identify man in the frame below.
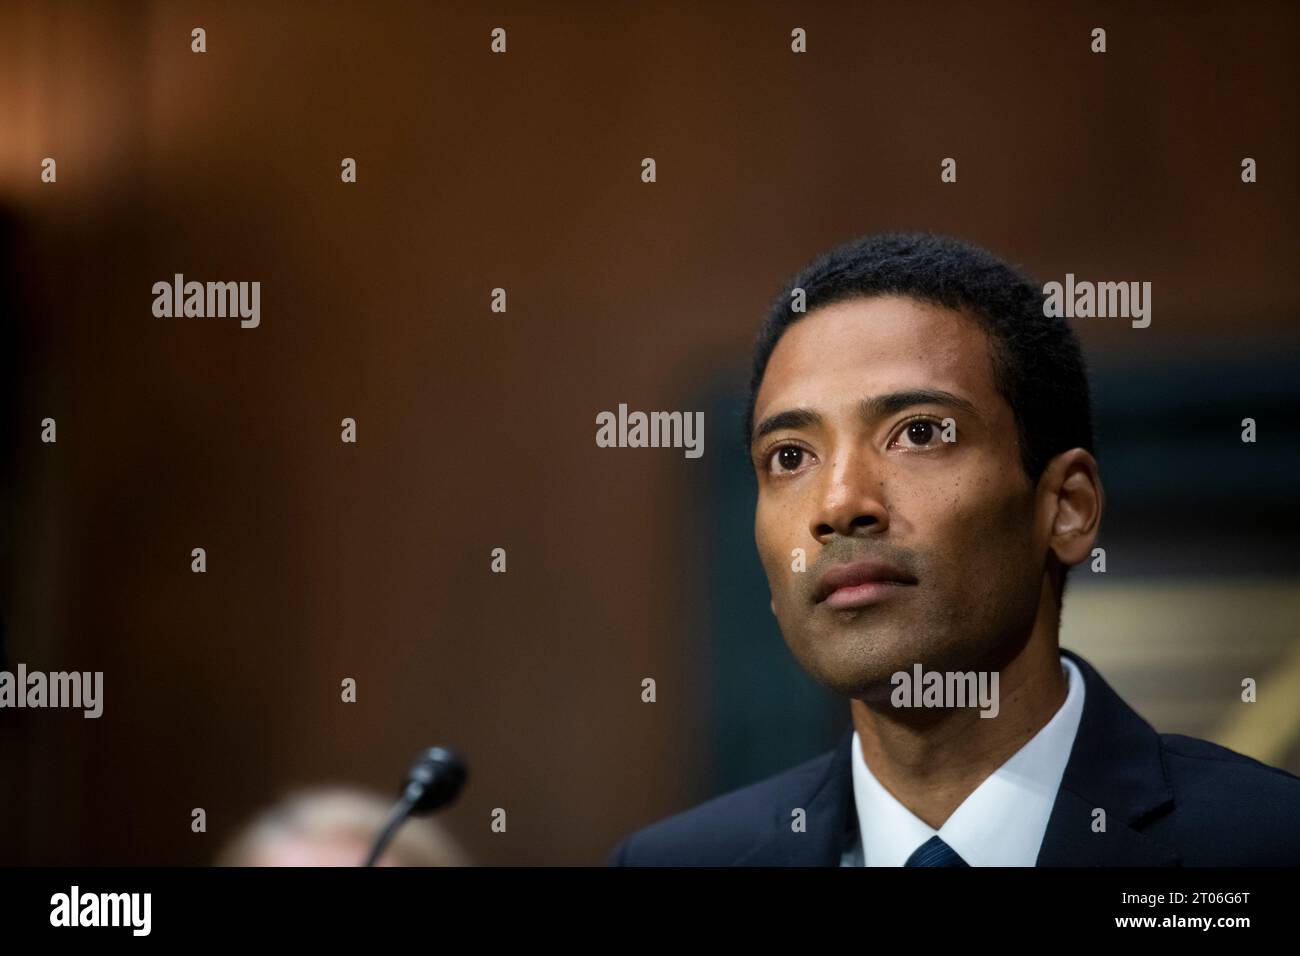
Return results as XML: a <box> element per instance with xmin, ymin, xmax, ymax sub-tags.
<box><xmin>609</xmin><ymin>232</ymin><xmax>1300</xmax><ymax>866</ymax></box>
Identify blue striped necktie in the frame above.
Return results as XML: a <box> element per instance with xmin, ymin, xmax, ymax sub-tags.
<box><xmin>904</xmin><ymin>835</ymin><xmax>969</xmax><ymax>867</ymax></box>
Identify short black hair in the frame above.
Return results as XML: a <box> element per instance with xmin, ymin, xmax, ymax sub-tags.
<box><xmin>742</xmin><ymin>231</ymin><xmax>1096</xmax><ymax>599</ymax></box>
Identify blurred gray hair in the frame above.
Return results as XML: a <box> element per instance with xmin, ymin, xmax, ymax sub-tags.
<box><xmin>216</xmin><ymin>786</ymin><xmax>470</xmax><ymax>867</ymax></box>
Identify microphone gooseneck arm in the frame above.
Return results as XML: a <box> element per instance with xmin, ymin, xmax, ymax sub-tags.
<box><xmin>363</xmin><ymin>788</ymin><xmax>419</xmax><ymax>867</ymax></box>
<box><xmin>363</xmin><ymin>746</ymin><xmax>467</xmax><ymax>867</ymax></box>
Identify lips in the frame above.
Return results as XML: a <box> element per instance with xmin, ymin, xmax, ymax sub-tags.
<box><xmin>813</xmin><ymin>560</ymin><xmax>917</xmax><ymax>605</ymax></box>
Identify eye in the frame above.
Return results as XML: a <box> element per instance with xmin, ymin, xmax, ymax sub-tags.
<box><xmin>890</xmin><ymin>417</ymin><xmax>945</xmax><ymax>450</ymax></box>
<box><xmin>765</xmin><ymin>443</ymin><xmax>816</xmax><ymax>476</ymax></box>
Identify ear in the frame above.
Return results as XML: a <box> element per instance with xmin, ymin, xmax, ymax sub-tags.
<box><xmin>1037</xmin><ymin>448</ymin><xmax>1103</xmax><ymax>572</ymax></box>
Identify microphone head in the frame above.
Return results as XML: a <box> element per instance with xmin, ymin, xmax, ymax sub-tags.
<box><xmin>402</xmin><ymin>746</ymin><xmax>468</xmax><ymax>814</ymax></box>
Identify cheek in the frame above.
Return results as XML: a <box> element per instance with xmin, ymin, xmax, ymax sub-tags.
<box><xmin>755</xmin><ymin>496</ymin><xmax>802</xmax><ymax>583</ymax></box>
<box><xmin>913</xmin><ymin>476</ymin><xmax>1034</xmax><ymax>583</ymax></box>
<box><xmin>753</xmin><ymin>506</ymin><xmax>782</xmax><ymax>577</ymax></box>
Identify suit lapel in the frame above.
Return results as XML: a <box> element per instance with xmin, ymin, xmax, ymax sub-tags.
<box><xmin>730</xmin><ymin>723</ymin><xmax>858</xmax><ymax>866</ymax></box>
<box><xmin>1036</xmin><ymin>649</ymin><xmax>1179</xmax><ymax>866</ymax></box>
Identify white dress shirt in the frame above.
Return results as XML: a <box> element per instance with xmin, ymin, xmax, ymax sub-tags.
<box><xmin>840</xmin><ymin>654</ymin><xmax>1085</xmax><ymax>866</ymax></box>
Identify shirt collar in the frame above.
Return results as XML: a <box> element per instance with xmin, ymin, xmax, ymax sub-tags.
<box><xmin>846</xmin><ymin>654</ymin><xmax>1086</xmax><ymax>866</ymax></box>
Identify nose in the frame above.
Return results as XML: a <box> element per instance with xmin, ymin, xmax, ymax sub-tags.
<box><xmin>809</xmin><ymin>444</ymin><xmax>890</xmax><ymax>544</ymax></box>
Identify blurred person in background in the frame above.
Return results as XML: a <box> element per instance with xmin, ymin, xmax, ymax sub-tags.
<box><xmin>216</xmin><ymin>787</ymin><xmax>470</xmax><ymax>867</ymax></box>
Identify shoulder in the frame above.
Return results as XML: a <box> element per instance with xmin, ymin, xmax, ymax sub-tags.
<box><xmin>607</xmin><ymin>748</ymin><xmax>834</xmax><ymax>866</ymax></box>
<box><xmin>1160</xmin><ymin>732</ymin><xmax>1300</xmax><ymax>800</ymax></box>
<box><xmin>1153</xmin><ymin>733</ymin><xmax>1300</xmax><ymax>864</ymax></box>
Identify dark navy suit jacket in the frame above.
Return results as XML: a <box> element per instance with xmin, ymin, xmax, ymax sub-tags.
<box><xmin>608</xmin><ymin>649</ymin><xmax>1300</xmax><ymax>865</ymax></box>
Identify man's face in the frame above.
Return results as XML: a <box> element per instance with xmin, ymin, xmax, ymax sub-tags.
<box><xmin>750</xmin><ymin>294</ymin><xmax>1046</xmax><ymax>701</ymax></box>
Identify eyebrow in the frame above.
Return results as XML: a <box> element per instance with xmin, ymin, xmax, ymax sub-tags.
<box><xmin>750</xmin><ymin>388</ymin><xmax>979</xmax><ymax>446</ymax></box>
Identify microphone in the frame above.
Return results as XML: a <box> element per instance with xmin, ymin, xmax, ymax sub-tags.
<box><xmin>363</xmin><ymin>746</ymin><xmax>468</xmax><ymax>867</ymax></box>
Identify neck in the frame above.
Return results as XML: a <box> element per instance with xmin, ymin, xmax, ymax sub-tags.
<box><xmin>849</xmin><ymin>605</ymin><xmax>1068</xmax><ymax>830</ymax></box>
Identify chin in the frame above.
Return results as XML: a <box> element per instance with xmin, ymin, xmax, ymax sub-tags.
<box><xmin>786</xmin><ymin>624</ymin><xmax>923</xmax><ymax>699</ymax></box>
